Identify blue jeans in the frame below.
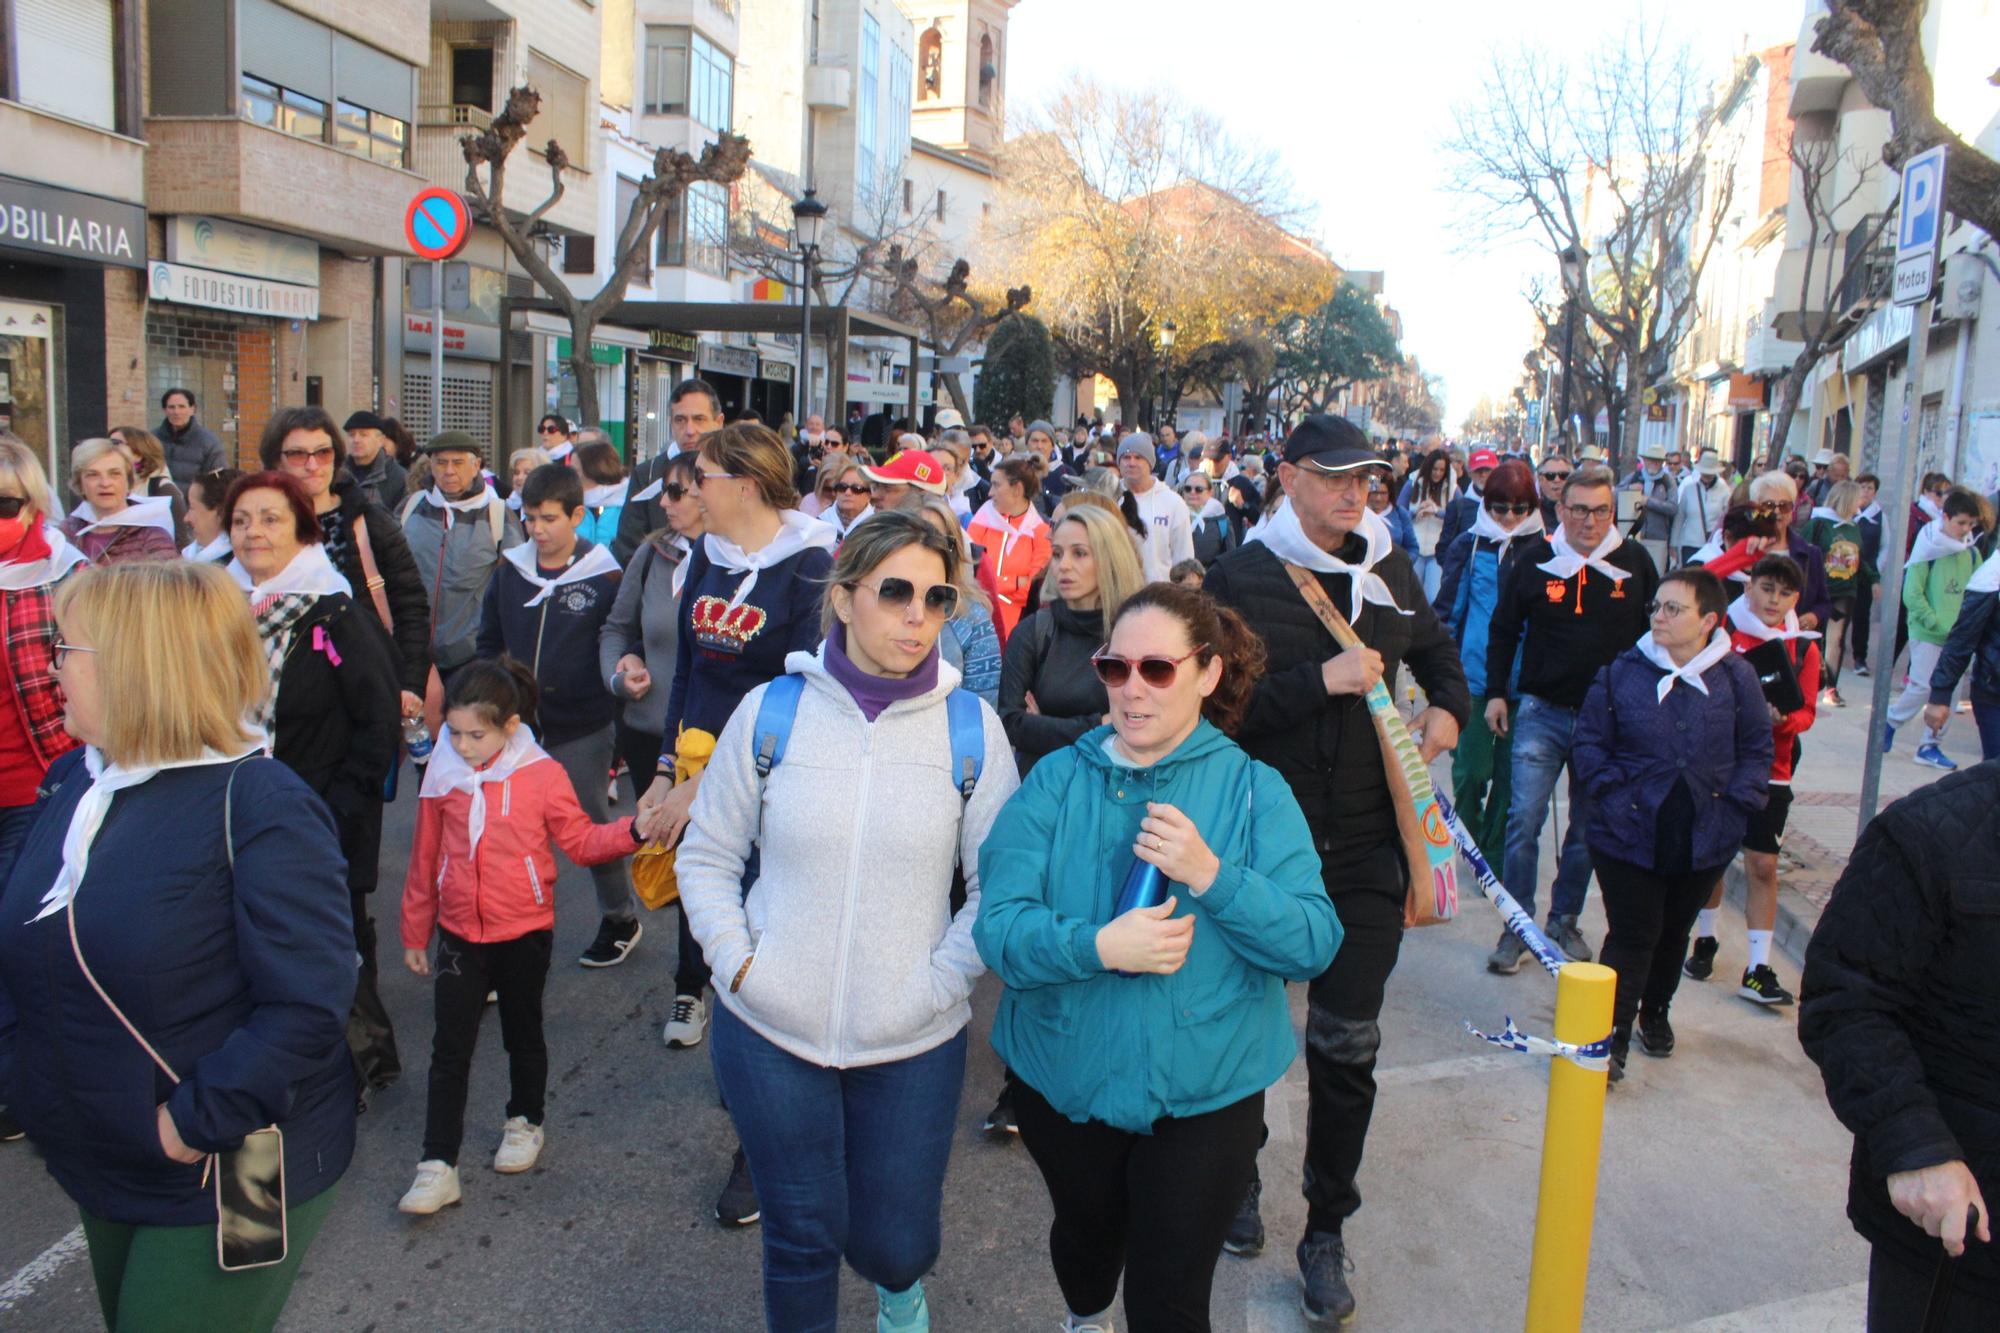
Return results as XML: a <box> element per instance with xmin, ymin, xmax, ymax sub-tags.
<box><xmin>0</xmin><ymin>801</ymin><xmax>38</xmax><ymax>887</ymax></box>
<box><xmin>1501</xmin><ymin>695</ymin><xmax>1594</xmax><ymax>922</ymax></box>
<box><xmin>711</xmin><ymin>1003</ymin><xmax>967</xmax><ymax>1333</ymax></box>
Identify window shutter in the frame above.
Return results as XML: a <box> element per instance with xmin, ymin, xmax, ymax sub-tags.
<box><xmin>16</xmin><ymin>0</ymin><xmax>117</xmax><ymax>130</ymax></box>
<box><xmin>564</xmin><ymin>235</ymin><xmax>596</xmax><ymax>274</ymax></box>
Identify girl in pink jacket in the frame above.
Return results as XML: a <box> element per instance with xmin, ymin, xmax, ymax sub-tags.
<box><xmin>397</xmin><ymin>658</ymin><xmax>640</xmax><ymax>1215</ymax></box>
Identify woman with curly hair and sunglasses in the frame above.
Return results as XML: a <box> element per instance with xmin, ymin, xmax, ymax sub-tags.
<box><xmin>975</xmin><ymin>582</ymin><xmax>1342</xmax><ymax>1333</ymax></box>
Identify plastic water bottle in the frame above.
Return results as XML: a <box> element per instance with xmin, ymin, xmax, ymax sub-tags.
<box><xmin>403</xmin><ymin>716</ymin><xmax>434</xmax><ymax>763</ymax></box>
<box><xmin>1111</xmin><ymin>856</ymin><xmax>1169</xmax><ymax>978</ymax></box>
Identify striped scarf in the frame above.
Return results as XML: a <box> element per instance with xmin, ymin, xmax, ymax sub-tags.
<box><xmin>250</xmin><ymin>593</ymin><xmax>319</xmax><ymax>743</ymax></box>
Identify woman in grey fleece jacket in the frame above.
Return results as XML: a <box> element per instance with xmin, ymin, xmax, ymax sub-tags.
<box><xmin>675</xmin><ymin>512</ymin><xmax>1019</xmax><ymax>1333</ymax></box>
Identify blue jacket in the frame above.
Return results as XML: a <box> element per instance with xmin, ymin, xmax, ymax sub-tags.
<box><xmin>1571</xmin><ymin>645</ymin><xmax>1773</xmax><ymax>873</ymax></box>
<box><xmin>578</xmin><ymin>502</ymin><xmax>623</xmax><ymax>551</ymax></box>
<box><xmin>477</xmin><ymin>538</ymin><xmax>622</xmax><ymax>745</ymax></box>
<box><xmin>974</xmin><ymin>720</ymin><xmax>1341</xmax><ymax>1131</ymax></box>
<box><xmin>1930</xmin><ymin>585</ymin><xmax>2000</xmax><ymax>709</ymax></box>
<box><xmin>1433</xmin><ymin>530</ymin><xmax>1527</xmax><ymax>699</ymax></box>
<box><xmin>0</xmin><ymin>753</ymin><xmax>356</xmax><ymax>1227</ymax></box>
<box><xmin>1381</xmin><ymin>502</ymin><xmax>1419</xmax><ymax>558</ymax></box>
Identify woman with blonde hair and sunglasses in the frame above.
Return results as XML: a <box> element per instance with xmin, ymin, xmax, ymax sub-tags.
<box><xmin>677</xmin><ymin>509</ymin><xmax>1017</xmax><ymax>1333</ymax></box>
<box><xmin>976</xmin><ymin>582</ymin><xmax>1340</xmax><ymax>1333</ymax></box>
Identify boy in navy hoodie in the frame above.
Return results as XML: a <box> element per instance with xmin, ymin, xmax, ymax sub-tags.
<box><xmin>478</xmin><ymin>463</ymin><xmax>639</xmax><ymax>967</ymax></box>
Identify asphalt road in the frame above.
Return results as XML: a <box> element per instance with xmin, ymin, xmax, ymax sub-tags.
<box><xmin>1</xmin><ymin>770</ymin><xmax>1871</xmax><ymax>1331</ymax></box>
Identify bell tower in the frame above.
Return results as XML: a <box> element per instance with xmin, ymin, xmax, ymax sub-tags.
<box><xmin>902</xmin><ymin>0</ymin><xmax>1017</xmax><ymax>165</ymax></box>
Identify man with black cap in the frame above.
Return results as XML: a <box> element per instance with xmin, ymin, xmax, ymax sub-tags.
<box><xmin>1118</xmin><ymin>430</ymin><xmax>1195</xmax><ymax>581</ymax></box>
<box><xmin>400</xmin><ymin>430</ymin><xmax>525</xmax><ymax>693</ymax></box>
<box><xmin>1203</xmin><ymin>413</ymin><xmax>1469</xmax><ymax>1326</ymax></box>
<box><xmin>343</xmin><ymin>410</ymin><xmax>409</xmax><ymax>510</ymax></box>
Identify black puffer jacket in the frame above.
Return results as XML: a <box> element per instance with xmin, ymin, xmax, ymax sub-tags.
<box><xmin>1203</xmin><ymin>538</ymin><xmax>1470</xmax><ymax>871</ymax></box>
<box><xmin>322</xmin><ymin>474</ymin><xmax>432</xmax><ymax>694</ymax></box>
<box><xmin>1929</xmin><ymin>586</ymin><xmax>2000</xmax><ymax>710</ymax></box>
<box><xmin>998</xmin><ymin>602</ymin><xmax>1107</xmax><ymax>772</ymax></box>
<box><xmin>270</xmin><ymin>594</ymin><xmax>402</xmax><ymax>819</ymax></box>
<box><xmin>1799</xmin><ymin>761</ymin><xmax>2000</xmax><ymax>1299</ymax></box>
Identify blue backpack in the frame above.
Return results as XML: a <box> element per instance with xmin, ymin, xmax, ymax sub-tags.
<box><xmin>752</xmin><ymin>673</ymin><xmax>985</xmax><ymax>801</ymax></box>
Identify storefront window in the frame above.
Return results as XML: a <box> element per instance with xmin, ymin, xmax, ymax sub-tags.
<box><xmin>0</xmin><ymin>300</ymin><xmax>61</xmax><ymax>479</ymax></box>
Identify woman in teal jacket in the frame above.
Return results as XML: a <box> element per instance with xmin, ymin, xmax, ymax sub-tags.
<box><xmin>975</xmin><ymin>582</ymin><xmax>1340</xmax><ymax>1333</ymax></box>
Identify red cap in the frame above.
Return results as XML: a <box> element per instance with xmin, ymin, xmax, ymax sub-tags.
<box><xmin>860</xmin><ymin>450</ymin><xmax>948</xmax><ymax>494</ymax></box>
<box><xmin>1469</xmin><ymin>448</ymin><xmax>1500</xmax><ymax>471</ymax></box>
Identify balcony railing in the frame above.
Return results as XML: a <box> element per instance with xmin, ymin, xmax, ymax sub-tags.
<box><xmin>1837</xmin><ymin>214</ymin><xmax>1892</xmax><ymax>314</ymax></box>
<box><xmin>419</xmin><ymin>104</ymin><xmax>494</xmax><ymax>130</ymax></box>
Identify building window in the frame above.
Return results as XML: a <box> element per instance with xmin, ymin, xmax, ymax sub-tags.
<box><xmin>887</xmin><ymin>41</ymin><xmax>912</xmax><ymax>174</ymax></box>
<box><xmin>241</xmin><ymin>73</ymin><xmax>328</xmax><ymax>144</ymax></box>
<box><xmin>978</xmin><ymin>33</ymin><xmax>996</xmax><ymax>108</ymax></box>
<box><xmin>450</xmin><ymin>45</ymin><xmax>494</xmax><ymax>111</ymax></box>
<box><xmin>935</xmin><ymin>189</ymin><xmax>946</xmax><ymax>222</ymax></box>
<box><xmin>14</xmin><ymin>0</ymin><xmax>118</xmax><ymax>130</ymax></box>
<box><xmin>686</xmin><ymin>181</ymin><xmax>728</xmax><ymax>277</ymax></box>
<box><xmin>903</xmin><ymin>179</ymin><xmax>913</xmax><ymax>213</ymax></box>
<box><xmin>646</xmin><ymin>27</ymin><xmax>732</xmax><ymax>129</ymax></box>
<box><xmin>335</xmin><ymin>100</ymin><xmax>408</xmax><ymax>167</ymax></box>
<box><xmin>918</xmin><ymin>26</ymin><xmax>941</xmax><ymax>101</ymax></box>
<box><xmin>525</xmin><ymin>50</ymin><xmax>588</xmax><ymax>161</ymax></box>
<box><xmin>858</xmin><ymin>13</ymin><xmax>880</xmax><ymax>189</ymax></box>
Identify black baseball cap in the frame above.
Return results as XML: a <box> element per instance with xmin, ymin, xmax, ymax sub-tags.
<box><xmin>1281</xmin><ymin>413</ymin><xmax>1379</xmax><ymax>474</ymax></box>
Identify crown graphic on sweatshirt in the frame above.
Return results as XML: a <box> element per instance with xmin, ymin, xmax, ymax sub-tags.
<box><xmin>690</xmin><ymin>595</ymin><xmax>769</xmax><ymax>650</ymax></box>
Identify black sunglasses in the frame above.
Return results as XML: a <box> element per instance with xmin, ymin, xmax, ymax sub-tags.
<box><xmin>1091</xmin><ymin>644</ymin><xmax>1207</xmax><ymax>689</ymax></box>
<box><xmin>0</xmin><ymin>496</ymin><xmax>27</xmax><ymax>519</ymax></box>
<box><xmin>1539</xmin><ymin>470</ymin><xmax>1571</xmax><ymax>481</ymax></box>
<box><xmin>1488</xmin><ymin>502</ymin><xmax>1537</xmax><ymax>517</ymax></box>
<box><xmin>833</xmin><ymin>483</ymin><xmax>871</xmax><ymax>495</ymax></box>
<box><xmin>853</xmin><ymin>577</ymin><xmax>959</xmax><ymax>621</ymax></box>
<box><xmin>663</xmin><ymin>482</ymin><xmax>691</xmax><ymax>503</ymax></box>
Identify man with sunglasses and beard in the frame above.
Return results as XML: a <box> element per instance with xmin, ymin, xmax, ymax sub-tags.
<box><xmin>1202</xmin><ymin>414</ymin><xmax>1469</xmax><ymax>1327</ymax></box>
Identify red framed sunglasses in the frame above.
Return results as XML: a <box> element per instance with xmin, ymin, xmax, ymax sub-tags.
<box><xmin>1090</xmin><ymin>644</ymin><xmax>1208</xmax><ymax>688</ymax></box>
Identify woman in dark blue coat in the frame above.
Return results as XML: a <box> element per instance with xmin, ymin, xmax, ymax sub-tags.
<box><xmin>1572</xmin><ymin>566</ymin><xmax>1772</xmax><ymax>1082</ymax></box>
<box><xmin>0</xmin><ymin>561</ymin><xmax>356</xmax><ymax>1331</ymax></box>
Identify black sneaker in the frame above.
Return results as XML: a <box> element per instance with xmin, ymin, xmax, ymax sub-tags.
<box><xmin>1547</xmin><ymin>914</ymin><xmax>1593</xmax><ymax>963</ymax></box>
<box><xmin>1607</xmin><ymin>1029</ymin><xmax>1629</xmax><ymax>1086</ymax></box>
<box><xmin>1297</xmin><ymin>1232</ymin><xmax>1356</xmax><ymax>1326</ymax></box>
<box><xmin>0</xmin><ymin>1105</ymin><xmax>23</xmax><ymax>1141</ymax></box>
<box><xmin>1637</xmin><ymin>1009</ymin><xmax>1675</xmax><ymax>1058</ymax></box>
<box><xmin>981</xmin><ymin>1088</ymin><xmax>1018</xmax><ymax>1138</ymax></box>
<box><xmin>1223</xmin><ymin>1174</ymin><xmax>1264</xmax><ymax>1257</ymax></box>
<box><xmin>715</xmin><ymin>1146</ymin><xmax>761</xmax><ymax>1227</ymax></box>
<box><xmin>579</xmin><ymin>916</ymin><xmax>642</xmax><ymax>968</ymax></box>
<box><xmin>1738</xmin><ymin>965</ymin><xmax>1796</xmax><ymax>1006</ymax></box>
<box><xmin>1682</xmin><ymin>935</ymin><xmax>1718</xmax><ymax>981</ymax></box>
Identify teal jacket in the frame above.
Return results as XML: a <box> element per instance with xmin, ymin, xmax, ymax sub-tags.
<box><xmin>974</xmin><ymin>720</ymin><xmax>1341</xmax><ymax>1132</ymax></box>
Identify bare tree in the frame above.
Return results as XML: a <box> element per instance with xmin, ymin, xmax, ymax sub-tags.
<box><xmin>877</xmin><ymin>253</ymin><xmax>1031</xmax><ymax>418</ymax></box>
<box><xmin>1815</xmin><ymin>0</ymin><xmax>2000</xmax><ymax>240</ymax></box>
<box><xmin>460</xmin><ymin>88</ymin><xmax>751</xmax><ymax>431</ymax></box>
<box><xmin>1449</xmin><ymin>25</ymin><xmax>1740</xmax><ymax>472</ymax></box>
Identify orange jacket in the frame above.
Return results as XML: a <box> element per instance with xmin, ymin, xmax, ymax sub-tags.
<box><xmin>967</xmin><ymin>502</ymin><xmax>1051</xmax><ymax>643</ymax></box>
<box><xmin>401</xmin><ymin>756</ymin><xmax>636</xmax><ymax>947</ymax></box>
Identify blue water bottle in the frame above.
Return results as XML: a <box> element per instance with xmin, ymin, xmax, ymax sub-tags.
<box><xmin>1111</xmin><ymin>857</ymin><xmax>1170</xmax><ymax>977</ymax></box>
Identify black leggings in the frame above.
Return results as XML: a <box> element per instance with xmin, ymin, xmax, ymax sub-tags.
<box><xmin>423</xmin><ymin>927</ymin><xmax>552</xmax><ymax>1165</ymax></box>
<box><xmin>1868</xmin><ymin>1241</ymin><xmax>2000</xmax><ymax>1331</ymax></box>
<box><xmin>615</xmin><ymin>722</ymin><xmax>709</xmax><ymax>997</ymax></box>
<box><xmin>1013</xmin><ymin>1080</ymin><xmax>1264</xmax><ymax>1332</ymax></box>
<box><xmin>1591</xmin><ymin>852</ymin><xmax>1725</xmax><ymax>1035</ymax></box>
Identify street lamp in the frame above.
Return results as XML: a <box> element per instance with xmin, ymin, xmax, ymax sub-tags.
<box><xmin>1557</xmin><ymin>244</ymin><xmax>1587</xmax><ymax>451</ymax></box>
<box><xmin>791</xmin><ymin>188</ymin><xmax>829</xmax><ymax>424</ymax></box>
<box><xmin>1157</xmin><ymin>319</ymin><xmax>1177</xmax><ymax>431</ymax></box>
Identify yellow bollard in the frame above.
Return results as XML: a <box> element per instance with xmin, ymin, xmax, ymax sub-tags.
<box><xmin>1524</xmin><ymin>961</ymin><xmax>1616</xmax><ymax>1332</ymax></box>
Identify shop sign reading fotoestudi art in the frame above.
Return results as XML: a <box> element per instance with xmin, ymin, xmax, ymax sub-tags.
<box><xmin>148</xmin><ymin>262</ymin><xmax>320</xmax><ymax>320</ymax></box>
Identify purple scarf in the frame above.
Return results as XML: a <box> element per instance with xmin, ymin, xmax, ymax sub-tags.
<box><xmin>823</xmin><ymin>622</ymin><xmax>938</xmax><ymax>721</ymax></box>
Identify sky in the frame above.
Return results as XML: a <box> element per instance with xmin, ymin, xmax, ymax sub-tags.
<box><xmin>1002</xmin><ymin>0</ymin><xmax>1807</xmax><ymax>426</ymax></box>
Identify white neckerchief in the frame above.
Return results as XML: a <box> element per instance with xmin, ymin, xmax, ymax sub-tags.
<box><xmin>1193</xmin><ymin>495</ymin><xmax>1228</xmax><ymax>522</ymax></box>
<box><xmin>583</xmin><ymin>482</ymin><xmax>624</xmax><ymax>510</ymax></box>
<box><xmin>30</xmin><ymin>744</ymin><xmax>258</xmax><ymax>924</ymax></box>
<box><xmin>1469</xmin><ymin>503</ymin><xmax>1545</xmax><ymax>565</ymax></box>
<box><xmin>971</xmin><ymin>500</ymin><xmax>1047</xmax><ymax>561</ymax></box>
<box><xmin>1537</xmin><ymin>525</ymin><xmax>1631</xmax><ymax>583</ymax></box>
<box><xmin>418</xmin><ymin>724</ymin><xmax>549</xmax><ymax>858</ymax></box>
<box><xmin>422</xmin><ymin>486</ymin><xmax>496</xmax><ymax>529</ymax></box>
<box><xmin>1248</xmin><ymin>498</ymin><xmax>1410</xmax><ymax>622</ymax></box>
<box><xmin>69</xmin><ymin>495</ymin><xmax>175</xmax><ymax>538</ymax></box>
<box><xmin>705</xmin><ymin>509</ymin><xmax>837</xmax><ymax>609</ymax></box>
<box><xmin>664</xmin><ymin>533</ymin><xmax>695</xmax><ymax>598</ymax></box>
<box><xmin>1968</xmin><ymin>548</ymin><xmax>2000</xmax><ymax>595</ymax></box>
<box><xmin>1635</xmin><ymin>627</ymin><xmax>1735</xmax><ymax>702</ymax></box>
<box><xmin>1909</xmin><ymin>518</ymin><xmax>1974</xmax><ymax>566</ymax></box>
<box><xmin>506</xmin><ymin>491</ymin><xmax>524</xmax><ymax>513</ymax></box>
<box><xmin>1810</xmin><ymin>505</ymin><xmax>1841</xmax><ymax>525</ymax></box>
<box><xmin>182</xmin><ymin>533</ymin><xmax>231</xmax><ymax>563</ymax></box>
<box><xmin>227</xmin><ymin>542</ymin><xmax>352</xmax><ymax>600</ymax></box>
<box><xmin>1857</xmin><ymin>501</ymin><xmax>1883</xmax><ymax>523</ymax></box>
<box><xmin>1727</xmin><ymin>594</ymin><xmax>1820</xmax><ymax>642</ymax></box>
<box><xmin>830</xmin><ymin>504</ymin><xmax>874</xmax><ymax>541</ymax></box>
<box><xmin>0</xmin><ymin>523</ymin><xmax>87</xmax><ymax>591</ymax></box>
<box><xmin>1919</xmin><ymin>494</ymin><xmax>1945</xmax><ymax>523</ymax></box>
<box><xmin>546</xmin><ymin>441</ymin><xmax>575</xmax><ymax>463</ymax></box>
<box><xmin>500</xmin><ymin>541</ymin><xmax>620</xmax><ymax>606</ymax></box>
<box><xmin>629</xmin><ymin>477</ymin><xmax>663</xmax><ymax>504</ymax></box>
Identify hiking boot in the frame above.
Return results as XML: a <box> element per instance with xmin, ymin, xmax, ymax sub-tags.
<box><xmin>1914</xmin><ymin>742</ymin><xmax>1958</xmax><ymax>771</ymax></box>
<box><xmin>1637</xmin><ymin>1010</ymin><xmax>1675</xmax><ymax>1058</ymax></box>
<box><xmin>1682</xmin><ymin>935</ymin><xmax>1718</xmax><ymax>981</ymax></box>
<box><xmin>1486</xmin><ymin>931</ymin><xmax>1528</xmax><ymax>975</ymax></box>
<box><xmin>982</xmin><ymin>1086</ymin><xmax>1018</xmax><ymax>1138</ymax></box>
<box><xmin>1738</xmin><ymin>964</ymin><xmax>1796</xmax><ymax>1006</ymax></box>
<box><xmin>715</xmin><ymin>1146</ymin><xmax>761</xmax><ymax>1227</ymax></box>
<box><xmin>579</xmin><ymin>916</ymin><xmax>642</xmax><ymax>968</ymax></box>
<box><xmin>398</xmin><ymin>1160</ymin><xmax>462</xmax><ymax>1215</ymax></box>
<box><xmin>1297</xmin><ymin>1232</ymin><xmax>1357</xmax><ymax>1326</ymax></box>
<box><xmin>492</xmin><ymin>1116</ymin><xmax>543</xmax><ymax>1173</ymax></box>
<box><xmin>662</xmin><ymin>993</ymin><xmax>707</xmax><ymax>1048</ymax></box>
<box><xmin>1222</xmin><ymin>1174</ymin><xmax>1265</xmax><ymax>1257</ymax></box>
<box><xmin>1547</xmin><ymin>914</ymin><xmax>1593</xmax><ymax>963</ymax></box>
<box><xmin>876</xmin><ymin>1281</ymin><xmax>930</xmax><ymax>1333</ymax></box>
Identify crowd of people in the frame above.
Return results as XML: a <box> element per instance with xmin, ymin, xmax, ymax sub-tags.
<box><xmin>0</xmin><ymin>387</ymin><xmax>1993</xmax><ymax>1331</ymax></box>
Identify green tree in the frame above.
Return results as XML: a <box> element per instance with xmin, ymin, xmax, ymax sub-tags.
<box><xmin>1273</xmin><ymin>283</ymin><xmax>1401</xmax><ymax>418</ymax></box>
<box><xmin>977</xmin><ymin>314</ymin><xmax>1056</xmax><ymax>426</ymax></box>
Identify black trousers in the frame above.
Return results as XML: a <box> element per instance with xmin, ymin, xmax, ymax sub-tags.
<box><xmin>1868</xmin><ymin>1241</ymin><xmax>2000</xmax><ymax>1331</ymax></box>
<box><xmin>1853</xmin><ymin>576</ymin><xmax>1875</xmax><ymax>668</ymax></box>
<box><xmin>1014</xmin><ymin>1080</ymin><xmax>1264</xmax><ymax>1332</ymax></box>
<box><xmin>422</xmin><ymin>927</ymin><xmax>552</xmax><ymax>1165</ymax></box>
<box><xmin>1591</xmin><ymin>852</ymin><xmax>1725</xmax><ymax>1035</ymax></box>
<box><xmin>615</xmin><ymin>720</ymin><xmax>711</xmax><ymax>997</ymax></box>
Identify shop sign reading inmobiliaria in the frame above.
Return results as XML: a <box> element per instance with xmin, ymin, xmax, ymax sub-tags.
<box><xmin>0</xmin><ymin>175</ymin><xmax>145</xmax><ymax>268</ymax></box>
<box><xmin>149</xmin><ymin>215</ymin><xmax>320</xmax><ymax>319</ymax></box>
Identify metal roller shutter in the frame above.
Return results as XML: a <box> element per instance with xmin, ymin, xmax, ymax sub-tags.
<box><xmin>16</xmin><ymin>0</ymin><xmax>116</xmax><ymax>130</ymax></box>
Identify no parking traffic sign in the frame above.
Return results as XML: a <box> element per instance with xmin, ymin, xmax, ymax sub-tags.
<box><xmin>404</xmin><ymin>188</ymin><xmax>471</xmax><ymax>261</ymax></box>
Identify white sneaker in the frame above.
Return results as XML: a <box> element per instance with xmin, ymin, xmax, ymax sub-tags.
<box><xmin>398</xmin><ymin>1160</ymin><xmax>462</xmax><ymax>1214</ymax></box>
<box><xmin>663</xmin><ymin>993</ymin><xmax>707</xmax><ymax>1048</ymax></box>
<box><xmin>492</xmin><ymin>1116</ymin><xmax>543</xmax><ymax>1173</ymax></box>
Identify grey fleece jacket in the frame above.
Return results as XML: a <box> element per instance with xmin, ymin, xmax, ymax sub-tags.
<box><xmin>401</xmin><ymin>487</ymin><xmax>525</xmax><ymax>671</ymax></box>
<box><xmin>678</xmin><ymin>649</ymin><xmax>1020</xmax><ymax>1068</ymax></box>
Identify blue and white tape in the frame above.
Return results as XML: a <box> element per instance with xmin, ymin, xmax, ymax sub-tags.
<box><xmin>1466</xmin><ymin>1016</ymin><xmax>1612</xmax><ymax>1072</ymax></box>
<box><xmin>1434</xmin><ymin>793</ymin><xmax>1567</xmax><ymax>979</ymax></box>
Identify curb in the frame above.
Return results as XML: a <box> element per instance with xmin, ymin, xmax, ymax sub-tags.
<box><xmin>1720</xmin><ymin>857</ymin><xmax>1822</xmax><ymax>969</ymax></box>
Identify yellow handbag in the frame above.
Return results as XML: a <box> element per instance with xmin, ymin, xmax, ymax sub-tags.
<box><xmin>632</xmin><ymin>726</ymin><xmax>717</xmax><ymax>910</ymax></box>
